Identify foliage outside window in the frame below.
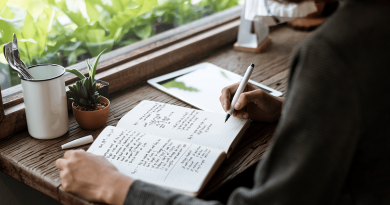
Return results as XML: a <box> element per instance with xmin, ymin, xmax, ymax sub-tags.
<box><xmin>0</xmin><ymin>0</ymin><xmax>240</xmax><ymax>91</ymax></box>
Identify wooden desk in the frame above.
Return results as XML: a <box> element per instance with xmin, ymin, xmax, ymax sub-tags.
<box><xmin>0</xmin><ymin>26</ymin><xmax>311</xmax><ymax>205</ymax></box>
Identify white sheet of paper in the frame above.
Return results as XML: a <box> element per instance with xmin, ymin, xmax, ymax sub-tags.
<box><xmin>116</xmin><ymin>101</ymin><xmax>248</xmax><ymax>152</ymax></box>
<box><xmin>87</xmin><ymin>126</ymin><xmax>223</xmax><ymax>193</ymax></box>
<box><xmin>160</xmin><ymin>65</ymin><xmax>242</xmax><ymax>114</ymax></box>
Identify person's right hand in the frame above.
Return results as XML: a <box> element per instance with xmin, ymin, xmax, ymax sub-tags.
<box><xmin>220</xmin><ymin>83</ymin><xmax>284</xmax><ymax>123</ymax></box>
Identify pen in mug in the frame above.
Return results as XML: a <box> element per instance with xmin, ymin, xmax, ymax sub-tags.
<box><xmin>225</xmin><ymin>63</ymin><xmax>254</xmax><ymax>122</ymax></box>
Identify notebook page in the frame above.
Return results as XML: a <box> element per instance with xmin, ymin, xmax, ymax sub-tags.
<box><xmin>116</xmin><ymin>100</ymin><xmax>248</xmax><ymax>152</ymax></box>
<box><xmin>87</xmin><ymin>126</ymin><xmax>224</xmax><ymax>193</ymax></box>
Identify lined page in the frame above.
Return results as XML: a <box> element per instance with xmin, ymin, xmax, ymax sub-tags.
<box><xmin>116</xmin><ymin>100</ymin><xmax>248</xmax><ymax>152</ymax></box>
<box><xmin>87</xmin><ymin>126</ymin><xmax>224</xmax><ymax>193</ymax></box>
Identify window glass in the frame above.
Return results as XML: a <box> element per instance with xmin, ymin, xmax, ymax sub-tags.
<box><xmin>0</xmin><ymin>0</ymin><xmax>241</xmax><ymax>90</ymax></box>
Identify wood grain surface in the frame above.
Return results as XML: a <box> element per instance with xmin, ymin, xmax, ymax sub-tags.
<box><xmin>0</xmin><ymin>26</ymin><xmax>311</xmax><ymax>204</ymax></box>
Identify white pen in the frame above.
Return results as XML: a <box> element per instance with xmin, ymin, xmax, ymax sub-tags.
<box><xmin>61</xmin><ymin>135</ymin><xmax>94</xmax><ymax>149</ymax></box>
<box><xmin>225</xmin><ymin>63</ymin><xmax>255</xmax><ymax>122</ymax></box>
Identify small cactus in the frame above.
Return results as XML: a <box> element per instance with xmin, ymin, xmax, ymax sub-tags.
<box><xmin>67</xmin><ymin>77</ymin><xmax>102</xmax><ymax>110</ymax></box>
<box><xmin>66</xmin><ymin>49</ymin><xmax>106</xmax><ymax>110</ymax></box>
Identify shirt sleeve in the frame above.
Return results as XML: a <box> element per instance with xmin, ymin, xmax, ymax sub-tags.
<box><xmin>124</xmin><ymin>180</ymin><xmax>222</xmax><ymax>205</ymax></box>
<box><xmin>124</xmin><ymin>37</ymin><xmax>362</xmax><ymax>205</ymax></box>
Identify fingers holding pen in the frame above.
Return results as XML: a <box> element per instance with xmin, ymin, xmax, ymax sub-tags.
<box><xmin>220</xmin><ymin>82</ymin><xmax>240</xmax><ymax>111</ymax></box>
<box><xmin>231</xmin><ymin>89</ymin><xmax>265</xmax><ymax>120</ymax></box>
<box><xmin>234</xmin><ymin>89</ymin><xmax>263</xmax><ymax>110</ymax></box>
<box><xmin>219</xmin><ymin>95</ymin><xmax>230</xmax><ymax>112</ymax></box>
<box><xmin>232</xmin><ymin>110</ymin><xmax>249</xmax><ymax>119</ymax></box>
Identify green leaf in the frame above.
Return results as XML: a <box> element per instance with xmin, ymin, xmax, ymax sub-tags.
<box><xmin>82</xmin><ymin>77</ymin><xmax>89</xmax><ymax>89</ymax></box>
<box><xmin>80</xmin><ymin>86</ymin><xmax>88</xmax><ymax>99</ymax></box>
<box><xmin>67</xmin><ymin>48</ymin><xmax>87</xmax><ymax>66</ymax></box>
<box><xmin>62</xmin><ymin>3</ymin><xmax>88</xmax><ymax>27</ymax></box>
<box><xmin>85</xmin><ymin>40</ymin><xmax>113</xmax><ymax>57</ymax></box>
<box><xmin>85</xmin><ymin>1</ymin><xmax>100</xmax><ymax>23</ymax></box>
<box><xmin>32</xmin><ymin>51</ymin><xmax>61</xmax><ymax>65</ymax></box>
<box><xmin>89</xmin><ymin>48</ymin><xmax>106</xmax><ymax>81</ymax></box>
<box><xmin>66</xmin><ymin>68</ymin><xmax>86</xmax><ymax>79</ymax></box>
<box><xmin>133</xmin><ymin>24</ymin><xmax>152</xmax><ymax>40</ymax></box>
<box><xmin>117</xmin><ymin>38</ymin><xmax>139</xmax><ymax>47</ymax></box>
<box><xmin>0</xmin><ymin>1</ymin><xmax>7</xmax><ymax>12</ymax></box>
<box><xmin>69</xmin><ymin>86</ymin><xmax>82</xmax><ymax>99</ymax></box>
<box><xmin>67</xmin><ymin>91</ymin><xmax>78</xmax><ymax>99</ymax></box>
<box><xmin>89</xmin><ymin>101</ymin><xmax>93</xmax><ymax>107</ymax></box>
<box><xmin>95</xmin><ymin>94</ymin><xmax>101</xmax><ymax>102</ymax></box>
<box><xmin>91</xmin><ymin>81</ymin><xmax>96</xmax><ymax>93</ymax></box>
<box><xmin>106</xmin><ymin>4</ymin><xmax>142</xmax><ymax>36</ymax></box>
<box><xmin>72</xmin><ymin>21</ymin><xmax>110</xmax><ymax>42</ymax></box>
<box><xmin>0</xmin><ymin>22</ymin><xmax>16</xmax><ymax>47</ymax></box>
<box><xmin>86</xmin><ymin>59</ymin><xmax>92</xmax><ymax>78</ymax></box>
<box><xmin>76</xmin><ymin>81</ymin><xmax>82</xmax><ymax>90</ymax></box>
<box><xmin>87</xmin><ymin>78</ymin><xmax>93</xmax><ymax>94</ymax></box>
<box><xmin>136</xmin><ymin>0</ymin><xmax>158</xmax><ymax>16</ymax></box>
<box><xmin>68</xmin><ymin>85</ymin><xmax>79</xmax><ymax>93</ymax></box>
<box><xmin>19</xmin><ymin>8</ymin><xmax>53</xmax><ymax>64</ymax></box>
<box><xmin>79</xmin><ymin>98</ymin><xmax>87</xmax><ymax>106</ymax></box>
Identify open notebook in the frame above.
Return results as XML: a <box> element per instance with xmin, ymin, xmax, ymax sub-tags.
<box><xmin>87</xmin><ymin>100</ymin><xmax>250</xmax><ymax>196</ymax></box>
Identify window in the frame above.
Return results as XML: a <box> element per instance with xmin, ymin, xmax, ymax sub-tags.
<box><xmin>0</xmin><ymin>0</ymin><xmax>242</xmax><ymax>92</ymax></box>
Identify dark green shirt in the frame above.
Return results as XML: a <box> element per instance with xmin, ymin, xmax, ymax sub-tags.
<box><xmin>125</xmin><ymin>1</ymin><xmax>390</xmax><ymax>204</ymax></box>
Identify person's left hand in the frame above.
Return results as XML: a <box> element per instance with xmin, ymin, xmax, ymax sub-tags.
<box><xmin>55</xmin><ymin>149</ymin><xmax>134</xmax><ymax>205</ymax></box>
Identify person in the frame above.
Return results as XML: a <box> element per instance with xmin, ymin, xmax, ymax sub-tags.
<box><xmin>55</xmin><ymin>0</ymin><xmax>390</xmax><ymax>204</ymax></box>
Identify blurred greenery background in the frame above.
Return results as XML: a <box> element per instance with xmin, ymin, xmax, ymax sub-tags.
<box><xmin>0</xmin><ymin>0</ymin><xmax>240</xmax><ymax>90</ymax></box>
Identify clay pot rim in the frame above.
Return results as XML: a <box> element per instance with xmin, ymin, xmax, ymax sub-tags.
<box><xmin>71</xmin><ymin>96</ymin><xmax>110</xmax><ymax>113</ymax></box>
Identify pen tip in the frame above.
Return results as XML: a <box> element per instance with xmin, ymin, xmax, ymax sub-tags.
<box><xmin>225</xmin><ymin>114</ymin><xmax>230</xmax><ymax>123</ymax></box>
<box><xmin>250</xmin><ymin>63</ymin><xmax>254</xmax><ymax>67</ymax></box>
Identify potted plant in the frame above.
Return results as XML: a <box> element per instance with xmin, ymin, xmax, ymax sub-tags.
<box><xmin>67</xmin><ymin>77</ymin><xmax>110</xmax><ymax>130</ymax></box>
<box><xmin>66</xmin><ymin>49</ymin><xmax>109</xmax><ymax>98</ymax></box>
<box><xmin>66</xmin><ymin>50</ymin><xmax>110</xmax><ymax>130</ymax></box>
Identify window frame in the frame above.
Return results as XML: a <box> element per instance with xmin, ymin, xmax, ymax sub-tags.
<box><xmin>0</xmin><ymin>5</ymin><xmax>242</xmax><ymax>139</ymax></box>
<box><xmin>1</xmin><ymin>6</ymin><xmax>241</xmax><ymax>108</ymax></box>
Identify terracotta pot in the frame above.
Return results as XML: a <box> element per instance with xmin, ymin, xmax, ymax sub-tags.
<box><xmin>72</xmin><ymin>96</ymin><xmax>110</xmax><ymax>130</ymax></box>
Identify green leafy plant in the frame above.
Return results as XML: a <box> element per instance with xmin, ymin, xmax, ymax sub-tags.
<box><xmin>1</xmin><ymin>0</ymin><xmax>240</xmax><ymax>91</ymax></box>
<box><xmin>67</xmin><ymin>77</ymin><xmax>102</xmax><ymax>110</ymax></box>
<box><xmin>66</xmin><ymin>49</ymin><xmax>106</xmax><ymax>81</ymax></box>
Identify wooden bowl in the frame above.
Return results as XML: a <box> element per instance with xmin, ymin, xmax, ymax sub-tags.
<box><xmin>72</xmin><ymin>97</ymin><xmax>110</xmax><ymax>130</ymax></box>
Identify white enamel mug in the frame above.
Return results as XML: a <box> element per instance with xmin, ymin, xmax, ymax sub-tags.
<box><xmin>21</xmin><ymin>64</ymin><xmax>69</xmax><ymax>139</ymax></box>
